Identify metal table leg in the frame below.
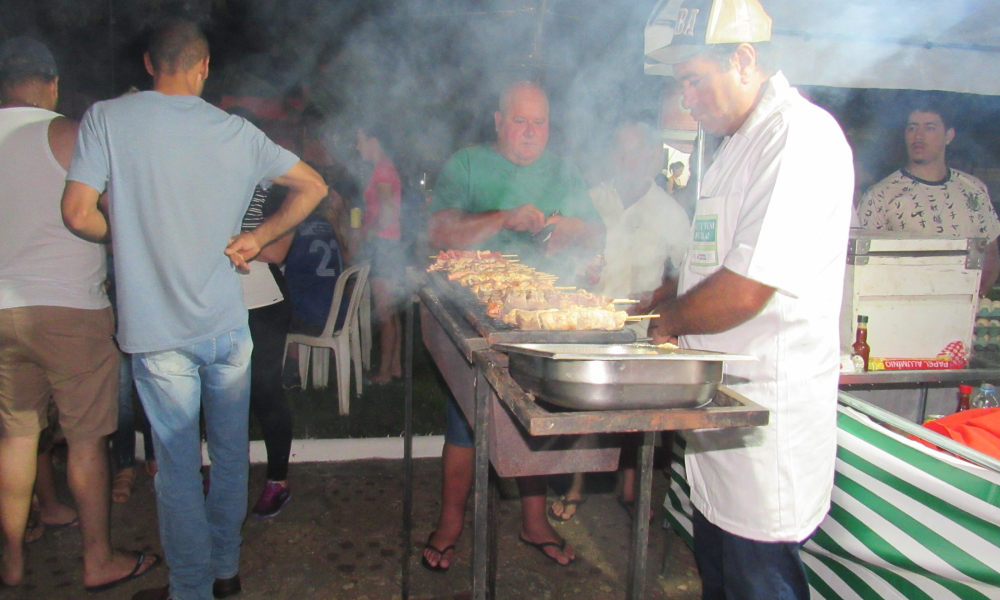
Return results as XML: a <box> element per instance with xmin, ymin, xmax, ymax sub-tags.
<box><xmin>660</xmin><ymin>431</ymin><xmax>674</xmax><ymax>579</ymax></box>
<box><xmin>472</xmin><ymin>369</ymin><xmax>492</xmax><ymax>600</ymax></box>
<box><xmin>488</xmin><ymin>468</ymin><xmax>498</xmax><ymax>599</ymax></box>
<box><xmin>401</xmin><ymin>297</ymin><xmax>414</xmax><ymax>600</ymax></box>
<box><xmin>917</xmin><ymin>384</ymin><xmax>929</xmax><ymax>422</ymax></box>
<box><xmin>625</xmin><ymin>431</ymin><xmax>656</xmax><ymax>600</ymax></box>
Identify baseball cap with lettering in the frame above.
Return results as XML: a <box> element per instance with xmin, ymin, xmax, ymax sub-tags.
<box><xmin>645</xmin><ymin>0</ymin><xmax>772</xmax><ymax>66</ymax></box>
<box><xmin>0</xmin><ymin>37</ymin><xmax>59</xmax><ymax>82</ymax></box>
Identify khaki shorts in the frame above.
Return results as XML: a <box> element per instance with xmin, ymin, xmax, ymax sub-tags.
<box><xmin>0</xmin><ymin>305</ymin><xmax>119</xmax><ymax>442</ymax></box>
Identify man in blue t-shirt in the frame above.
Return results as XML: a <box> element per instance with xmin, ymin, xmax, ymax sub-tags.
<box><xmin>61</xmin><ymin>18</ymin><xmax>326</xmax><ymax>600</ymax></box>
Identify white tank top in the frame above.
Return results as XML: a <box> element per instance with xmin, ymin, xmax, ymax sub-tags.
<box><xmin>0</xmin><ymin>107</ymin><xmax>109</xmax><ymax>309</ymax></box>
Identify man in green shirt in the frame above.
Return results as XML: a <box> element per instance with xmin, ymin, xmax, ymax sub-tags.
<box><xmin>422</xmin><ymin>81</ymin><xmax>601</xmax><ymax>570</ymax></box>
<box><xmin>429</xmin><ymin>82</ymin><xmax>602</xmax><ymax>277</ymax></box>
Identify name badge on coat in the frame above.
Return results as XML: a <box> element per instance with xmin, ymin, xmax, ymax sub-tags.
<box><xmin>689</xmin><ymin>196</ymin><xmax>725</xmax><ymax>269</ymax></box>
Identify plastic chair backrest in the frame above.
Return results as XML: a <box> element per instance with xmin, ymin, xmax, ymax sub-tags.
<box><xmin>319</xmin><ymin>262</ymin><xmax>370</xmax><ymax>339</ymax></box>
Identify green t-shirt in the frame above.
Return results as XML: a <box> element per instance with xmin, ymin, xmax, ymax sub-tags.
<box><xmin>429</xmin><ymin>145</ymin><xmax>598</xmax><ymax>273</ymax></box>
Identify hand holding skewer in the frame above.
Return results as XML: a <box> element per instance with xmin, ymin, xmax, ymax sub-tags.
<box><xmin>625</xmin><ymin>291</ymin><xmax>654</xmax><ymax>316</ymax></box>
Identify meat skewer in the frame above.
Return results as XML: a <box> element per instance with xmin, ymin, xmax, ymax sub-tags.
<box><xmin>427</xmin><ymin>250</ymin><xmax>627</xmax><ymax>331</ymax></box>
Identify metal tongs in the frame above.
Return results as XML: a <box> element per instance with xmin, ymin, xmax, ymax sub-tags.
<box><xmin>531</xmin><ymin>210</ymin><xmax>560</xmax><ymax>248</ymax></box>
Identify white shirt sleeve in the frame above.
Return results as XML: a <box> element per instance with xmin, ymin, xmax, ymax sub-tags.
<box><xmin>722</xmin><ymin>110</ymin><xmax>854</xmax><ymax>299</ymax></box>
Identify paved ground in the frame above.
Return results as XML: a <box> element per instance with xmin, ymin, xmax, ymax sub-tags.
<box><xmin>9</xmin><ymin>458</ymin><xmax>701</xmax><ymax>600</ymax></box>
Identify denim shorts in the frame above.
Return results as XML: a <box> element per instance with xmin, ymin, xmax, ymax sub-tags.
<box><xmin>444</xmin><ymin>392</ymin><xmax>474</xmax><ymax>448</ymax></box>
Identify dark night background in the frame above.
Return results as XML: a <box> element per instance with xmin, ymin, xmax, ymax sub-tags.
<box><xmin>3</xmin><ymin>0</ymin><xmax>1000</xmax><ymax>196</ymax></box>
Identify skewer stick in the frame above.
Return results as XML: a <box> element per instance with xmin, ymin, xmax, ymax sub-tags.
<box><xmin>501</xmin><ymin>254</ymin><xmax>517</xmax><ymax>257</ymax></box>
<box><xmin>553</xmin><ymin>286</ymin><xmax>575</xmax><ymax>290</ymax></box>
<box><xmin>625</xmin><ymin>314</ymin><xmax>659</xmax><ymax>321</ymax></box>
<box><xmin>612</xmin><ymin>299</ymin><xmax>639</xmax><ymax>304</ymax></box>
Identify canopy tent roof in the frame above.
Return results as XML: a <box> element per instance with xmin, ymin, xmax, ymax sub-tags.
<box><xmin>645</xmin><ymin>0</ymin><xmax>1000</xmax><ymax>95</ymax></box>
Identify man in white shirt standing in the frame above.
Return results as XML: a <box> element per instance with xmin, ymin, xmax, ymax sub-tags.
<box><xmin>857</xmin><ymin>103</ymin><xmax>1000</xmax><ymax>294</ymax></box>
<box><xmin>550</xmin><ymin>121</ymin><xmax>690</xmax><ymax>521</ymax></box>
<box><xmin>591</xmin><ymin>121</ymin><xmax>690</xmax><ymax>311</ymax></box>
<box><xmin>646</xmin><ymin>0</ymin><xmax>854</xmax><ymax>598</ymax></box>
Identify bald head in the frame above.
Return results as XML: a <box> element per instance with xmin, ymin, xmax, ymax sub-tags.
<box><xmin>494</xmin><ymin>81</ymin><xmax>549</xmax><ymax>166</ymax></box>
<box><xmin>498</xmin><ymin>81</ymin><xmax>547</xmax><ymax>115</ymax></box>
<box><xmin>147</xmin><ymin>17</ymin><xmax>208</xmax><ymax>75</ymax></box>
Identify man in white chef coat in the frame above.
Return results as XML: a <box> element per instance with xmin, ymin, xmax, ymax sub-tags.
<box><xmin>646</xmin><ymin>0</ymin><xmax>854</xmax><ymax>598</ymax></box>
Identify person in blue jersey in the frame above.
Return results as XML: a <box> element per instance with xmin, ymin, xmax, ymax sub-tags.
<box><xmin>284</xmin><ymin>203</ymin><xmax>346</xmax><ymax>336</ymax></box>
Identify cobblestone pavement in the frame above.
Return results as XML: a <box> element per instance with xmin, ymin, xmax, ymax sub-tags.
<box><xmin>8</xmin><ymin>458</ymin><xmax>700</xmax><ymax>600</ymax></box>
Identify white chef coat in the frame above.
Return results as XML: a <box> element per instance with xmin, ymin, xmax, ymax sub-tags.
<box><xmin>591</xmin><ymin>179</ymin><xmax>690</xmax><ymax>300</ymax></box>
<box><xmin>678</xmin><ymin>72</ymin><xmax>854</xmax><ymax>542</ymax></box>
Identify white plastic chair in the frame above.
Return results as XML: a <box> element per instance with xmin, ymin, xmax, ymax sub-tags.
<box><xmin>356</xmin><ymin>280</ymin><xmax>372</xmax><ymax>371</ymax></box>
<box><xmin>284</xmin><ymin>262</ymin><xmax>370</xmax><ymax>415</ymax></box>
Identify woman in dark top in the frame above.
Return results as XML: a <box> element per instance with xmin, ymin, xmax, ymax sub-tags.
<box><xmin>242</xmin><ymin>186</ymin><xmax>296</xmax><ymax>519</ymax></box>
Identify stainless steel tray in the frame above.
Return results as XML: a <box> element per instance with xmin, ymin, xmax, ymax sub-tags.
<box><xmin>496</xmin><ymin>343</ymin><xmax>756</xmax><ymax>411</ymax></box>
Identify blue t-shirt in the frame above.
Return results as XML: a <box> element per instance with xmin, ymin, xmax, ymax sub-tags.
<box><xmin>284</xmin><ymin>215</ymin><xmax>344</xmax><ymax>328</ymax></box>
<box><xmin>67</xmin><ymin>91</ymin><xmax>299</xmax><ymax>353</ymax></box>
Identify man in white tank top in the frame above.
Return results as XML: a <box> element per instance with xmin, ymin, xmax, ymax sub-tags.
<box><xmin>0</xmin><ymin>37</ymin><xmax>159</xmax><ymax>590</ymax></box>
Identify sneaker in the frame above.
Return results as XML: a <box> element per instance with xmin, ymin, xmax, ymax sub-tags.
<box><xmin>251</xmin><ymin>480</ymin><xmax>291</xmax><ymax>519</ymax></box>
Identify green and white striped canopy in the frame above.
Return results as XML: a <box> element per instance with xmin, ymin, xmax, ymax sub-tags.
<box><xmin>663</xmin><ymin>400</ymin><xmax>1000</xmax><ymax>599</ymax></box>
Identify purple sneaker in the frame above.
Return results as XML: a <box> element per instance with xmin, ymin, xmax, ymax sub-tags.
<box><xmin>252</xmin><ymin>480</ymin><xmax>292</xmax><ymax>519</ymax></box>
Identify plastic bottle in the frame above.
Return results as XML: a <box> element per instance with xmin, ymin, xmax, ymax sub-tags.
<box><xmin>957</xmin><ymin>384</ymin><xmax>973</xmax><ymax>412</ymax></box>
<box><xmin>970</xmin><ymin>383</ymin><xmax>1000</xmax><ymax>409</ymax></box>
<box><xmin>851</xmin><ymin>315</ymin><xmax>871</xmax><ymax>372</ymax></box>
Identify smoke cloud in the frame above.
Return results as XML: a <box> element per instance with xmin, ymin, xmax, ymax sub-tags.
<box><xmin>4</xmin><ymin>0</ymin><xmax>999</xmax><ymax>200</ymax></box>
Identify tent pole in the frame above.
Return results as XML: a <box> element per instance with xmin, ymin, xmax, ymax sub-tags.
<box><xmin>694</xmin><ymin>123</ymin><xmax>704</xmax><ymax>201</ymax></box>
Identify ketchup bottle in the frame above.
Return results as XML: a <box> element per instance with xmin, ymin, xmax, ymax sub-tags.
<box><xmin>957</xmin><ymin>384</ymin><xmax>973</xmax><ymax>412</ymax></box>
<box><xmin>851</xmin><ymin>315</ymin><xmax>871</xmax><ymax>372</ymax></box>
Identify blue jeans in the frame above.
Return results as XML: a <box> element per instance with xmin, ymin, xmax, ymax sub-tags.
<box><xmin>693</xmin><ymin>509</ymin><xmax>811</xmax><ymax>600</ymax></box>
<box><xmin>133</xmin><ymin>326</ymin><xmax>253</xmax><ymax>600</ymax></box>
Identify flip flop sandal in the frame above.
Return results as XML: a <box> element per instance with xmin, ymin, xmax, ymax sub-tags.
<box><xmin>42</xmin><ymin>516</ymin><xmax>79</xmax><ymax>531</ymax></box>
<box><xmin>25</xmin><ymin>511</ymin><xmax>45</xmax><ymax>544</ymax></box>
<box><xmin>518</xmin><ymin>534</ymin><xmax>575</xmax><ymax>566</ymax></box>
<box><xmin>112</xmin><ymin>468</ymin><xmax>137</xmax><ymax>504</ymax></box>
<box><xmin>85</xmin><ymin>552</ymin><xmax>162</xmax><ymax>593</ymax></box>
<box><xmin>547</xmin><ymin>496</ymin><xmax>586</xmax><ymax>522</ymax></box>
<box><xmin>420</xmin><ymin>533</ymin><xmax>455</xmax><ymax>573</ymax></box>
